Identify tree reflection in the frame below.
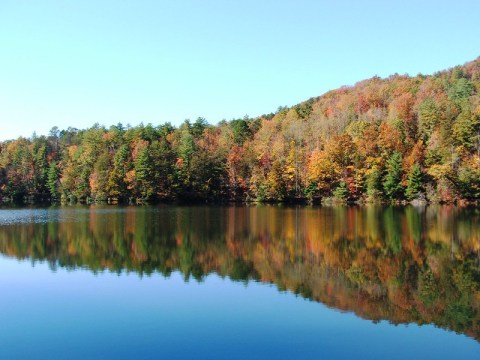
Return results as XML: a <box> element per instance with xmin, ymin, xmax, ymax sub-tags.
<box><xmin>0</xmin><ymin>205</ymin><xmax>478</xmax><ymax>340</ymax></box>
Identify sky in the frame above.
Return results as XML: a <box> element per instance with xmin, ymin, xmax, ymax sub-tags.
<box><xmin>0</xmin><ymin>0</ymin><xmax>479</xmax><ymax>140</ymax></box>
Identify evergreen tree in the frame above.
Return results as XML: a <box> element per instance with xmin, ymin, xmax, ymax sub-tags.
<box><xmin>134</xmin><ymin>145</ymin><xmax>155</xmax><ymax>200</ymax></box>
<box><xmin>175</xmin><ymin>125</ymin><xmax>196</xmax><ymax>197</ymax></box>
<box><xmin>230</xmin><ymin>119</ymin><xmax>251</xmax><ymax>145</ymax></box>
<box><xmin>448</xmin><ymin>78</ymin><xmax>474</xmax><ymax>106</ymax></box>
<box><xmin>406</xmin><ymin>163</ymin><xmax>424</xmax><ymax>200</ymax></box>
<box><xmin>32</xmin><ymin>139</ymin><xmax>49</xmax><ymax>198</ymax></box>
<box><xmin>383</xmin><ymin>152</ymin><xmax>404</xmax><ymax>200</ymax></box>
<box><xmin>107</xmin><ymin>144</ymin><xmax>129</xmax><ymax>200</ymax></box>
<box><xmin>47</xmin><ymin>161</ymin><xmax>60</xmax><ymax>201</ymax></box>
<box><xmin>191</xmin><ymin>117</ymin><xmax>208</xmax><ymax>139</ymax></box>
<box><xmin>150</xmin><ymin>138</ymin><xmax>175</xmax><ymax>199</ymax></box>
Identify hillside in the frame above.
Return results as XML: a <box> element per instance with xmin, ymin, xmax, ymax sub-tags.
<box><xmin>1</xmin><ymin>57</ymin><xmax>480</xmax><ymax>204</ymax></box>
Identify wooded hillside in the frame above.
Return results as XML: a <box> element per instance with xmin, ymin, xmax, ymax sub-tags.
<box><xmin>1</xmin><ymin>58</ymin><xmax>479</xmax><ymax>204</ymax></box>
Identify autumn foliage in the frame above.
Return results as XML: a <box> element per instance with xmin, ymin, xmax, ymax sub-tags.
<box><xmin>1</xmin><ymin>58</ymin><xmax>480</xmax><ymax>204</ymax></box>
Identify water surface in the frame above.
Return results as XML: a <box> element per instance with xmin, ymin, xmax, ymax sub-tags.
<box><xmin>0</xmin><ymin>205</ymin><xmax>479</xmax><ymax>359</ymax></box>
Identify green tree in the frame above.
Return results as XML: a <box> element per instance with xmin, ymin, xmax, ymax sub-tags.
<box><xmin>91</xmin><ymin>151</ymin><xmax>110</xmax><ymax>201</ymax></box>
<box><xmin>405</xmin><ymin>163</ymin><xmax>424</xmax><ymax>200</ymax></box>
<box><xmin>31</xmin><ymin>136</ymin><xmax>49</xmax><ymax>199</ymax></box>
<box><xmin>448</xmin><ymin>78</ymin><xmax>474</xmax><ymax>106</ymax></box>
<box><xmin>47</xmin><ymin>161</ymin><xmax>60</xmax><ymax>201</ymax></box>
<box><xmin>107</xmin><ymin>144</ymin><xmax>129</xmax><ymax>200</ymax></box>
<box><xmin>294</xmin><ymin>99</ymin><xmax>313</xmax><ymax>119</ymax></box>
<box><xmin>188</xmin><ymin>128</ymin><xmax>229</xmax><ymax>200</ymax></box>
<box><xmin>150</xmin><ymin>138</ymin><xmax>175</xmax><ymax>199</ymax></box>
<box><xmin>333</xmin><ymin>181</ymin><xmax>348</xmax><ymax>201</ymax></box>
<box><xmin>191</xmin><ymin>117</ymin><xmax>208</xmax><ymax>139</ymax></box>
<box><xmin>383</xmin><ymin>152</ymin><xmax>404</xmax><ymax>200</ymax></box>
<box><xmin>452</xmin><ymin>110</ymin><xmax>480</xmax><ymax>150</ymax></box>
<box><xmin>230</xmin><ymin>119</ymin><xmax>251</xmax><ymax>145</ymax></box>
<box><xmin>134</xmin><ymin>145</ymin><xmax>155</xmax><ymax>200</ymax></box>
<box><xmin>418</xmin><ymin>99</ymin><xmax>440</xmax><ymax>142</ymax></box>
<box><xmin>457</xmin><ymin>165</ymin><xmax>480</xmax><ymax>199</ymax></box>
<box><xmin>366</xmin><ymin>166</ymin><xmax>382</xmax><ymax>200</ymax></box>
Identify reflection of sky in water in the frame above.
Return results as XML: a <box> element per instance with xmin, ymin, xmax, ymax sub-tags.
<box><xmin>0</xmin><ymin>207</ymin><xmax>139</xmax><ymax>225</ymax></box>
<box><xmin>0</xmin><ymin>206</ymin><xmax>479</xmax><ymax>359</ymax></box>
<box><xmin>0</xmin><ymin>208</ymin><xmax>77</xmax><ymax>225</ymax></box>
<box><xmin>0</xmin><ymin>257</ymin><xmax>479</xmax><ymax>360</ymax></box>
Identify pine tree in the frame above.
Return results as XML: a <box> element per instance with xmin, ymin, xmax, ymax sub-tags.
<box><xmin>383</xmin><ymin>152</ymin><xmax>404</xmax><ymax>200</ymax></box>
<box><xmin>107</xmin><ymin>144</ymin><xmax>129</xmax><ymax>200</ymax></box>
<box><xmin>134</xmin><ymin>145</ymin><xmax>155</xmax><ymax>200</ymax></box>
<box><xmin>405</xmin><ymin>163</ymin><xmax>424</xmax><ymax>200</ymax></box>
<box><xmin>47</xmin><ymin>161</ymin><xmax>60</xmax><ymax>202</ymax></box>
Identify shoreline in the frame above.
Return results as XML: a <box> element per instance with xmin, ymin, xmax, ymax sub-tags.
<box><xmin>1</xmin><ymin>197</ymin><xmax>479</xmax><ymax>208</ymax></box>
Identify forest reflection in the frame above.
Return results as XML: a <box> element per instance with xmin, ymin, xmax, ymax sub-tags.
<box><xmin>0</xmin><ymin>205</ymin><xmax>479</xmax><ymax>341</ymax></box>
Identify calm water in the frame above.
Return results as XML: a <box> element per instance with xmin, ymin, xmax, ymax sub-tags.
<box><xmin>0</xmin><ymin>205</ymin><xmax>479</xmax><ymax>359</ymax></box>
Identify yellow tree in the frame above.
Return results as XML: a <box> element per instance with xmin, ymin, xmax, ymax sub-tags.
<box><xmin>306</xmin><ymin>149</ymin><xmax>339</xmax><ymax>199</ymax></box>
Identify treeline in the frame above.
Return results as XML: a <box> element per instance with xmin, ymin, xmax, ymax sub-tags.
<box><xmin>1</xmin><ymin>58</ymin><xmax>480</xmax><ymax>204</ymax></box>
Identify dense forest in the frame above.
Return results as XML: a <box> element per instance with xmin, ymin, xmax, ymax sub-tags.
<box><xmin>1</xmin><ymin>58</ymin><xmax>480</xmax><ymax>204</ymax></box>
<box><xmin>0</xmin><ymin>206</ymin><xmax>478</xmax><ymax>339</ymax></box>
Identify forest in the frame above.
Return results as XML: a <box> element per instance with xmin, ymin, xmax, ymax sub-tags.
<box><xmin>1</xmin><ymin>57</ymin><xmax>479</xmax><ymax>204</ymax></box>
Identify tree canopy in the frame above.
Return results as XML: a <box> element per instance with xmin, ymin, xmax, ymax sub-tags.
<box><xmin>1</xmin><ymin>57</ymin><xmax>480</xmax><ymax>204</ymax></box>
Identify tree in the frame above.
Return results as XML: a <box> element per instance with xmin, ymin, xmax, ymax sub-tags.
<box><xmin>191</xmin><ymin>117</ymin><xmax>208</xmax><ymax>139</ymax></box>
<box><xmin>456</xmin><ymin>163</ymin><xmax>480</xmax><ymax>199</ymax></box>
<box><xmin>418</xmin><ymin>99</ymin><xmax>440</xmax><ymax>142</ymax></box>
<box><xmin>175</xmin><ymin>125</ymin><xmax>196</xmax><ymax>197</ymax></box>
<box><xmin>366</xmin><ymin>166</ymin><xmax>382</xmax><ymax>201</ymax></box>
<box><xmin>31</xmin><ymin>137</ymin><xmax>49</xmax><ymax>199</ymax></box>
<box><xmin>90</xmin><ymin>151</ymin><xmax>110</xmax><ymax>201</ymax></box>
<box><xmin>134</xmin><ymin>144</ymin><xmax>155</xmax><ymax>200</ymax></box>
<box><xmin>383</xmin><ymin>152</ymin><xmax>404</xmax><ymax>200</ymax></box>
<box><xmin>107</xmin><ymin>144</ymin><xmax>129</xmax><ymax>200</ymax></box>
<box><xmin>448</xmin><ymin>78</ymin><xmax>473</xmax><ymax>106</ymax></box>
<box><xmin>452</xmin><ymin>110</ymin><xmax>480</xmax><ymax>150</ymax></box>
<box><xmin>189</xmin><ymin>128</ymin><xmax>229</xmax><ymax>200</ymax></box>
<box><xmin>47</xmin><ymin>161</ymin><xmax>60</xmax><ymax>201</ymax></box>
<box><xmin>294</xmin><ymin>99</ymin><xmax>313</xmax><ymax>119</ymax></box>
<box><xmin>405</xmin><ymin>163</ymin><xmax>424</xmax><ymax>200</ymax></box>
<box><xmin>333</xmin><ymin>181</ymin><xmax>348</xmax><ymax>201</ymax></box>
<box><xmin>150</xmin><ymin>138</ymin><xmax>175</xmax><ymax>199</ymax></box>
<box><xmin>230</xmin><ymin>119</ymin><xmax>251</xmax><ymax>145</ymax></box>
<box><xmin>306</xmin><ymin>149</ymin><xmax>339</xmax><ymax>198</ymax></box>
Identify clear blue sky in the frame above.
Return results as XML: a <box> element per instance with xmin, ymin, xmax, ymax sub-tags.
<box><xmin>1</xmin><ymin>0</ymin><xmax>479</xmax><ymax>140</ymax></box>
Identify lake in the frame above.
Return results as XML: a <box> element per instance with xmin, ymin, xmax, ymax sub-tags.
<box><xmin>0</xmin><ymin>205</ymin><xmax>479</xmax><ymax>359</ymax></box>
